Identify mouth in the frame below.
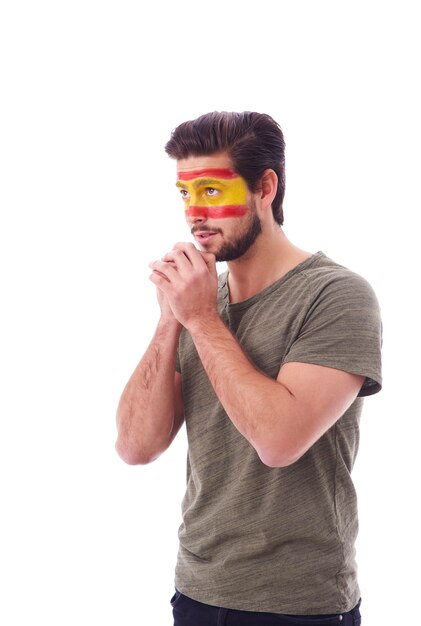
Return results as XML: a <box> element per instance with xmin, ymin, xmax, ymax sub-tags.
<box><xmin>193</xmin><ymin>231</ymin><xmax>219</xmax><ymax>245</ymax></box>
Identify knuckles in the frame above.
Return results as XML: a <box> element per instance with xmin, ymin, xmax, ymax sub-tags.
<box><xmin>170</xmin><ymin>249</ymin><xmax>185</xmax><ymax>260</ymax></box>
<box><xmin>173</xmin><ymin>242</ymin><xmax>195</xmax><ymax>251</ymax></box>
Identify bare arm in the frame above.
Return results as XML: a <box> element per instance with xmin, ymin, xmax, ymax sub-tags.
<box><xmin>186</xmin><ymin>314</ymin><xmax>364</xmax><ymax>467</ymax></box>
<box><xmin>149</xmin><ymin>243</ymin><xmax>364</xmax><ymax>468</ymax></box>
<box><xmin>115</xmin><ymin>315</ymin><xmax>184</xmax><ymax>465</ymax></box>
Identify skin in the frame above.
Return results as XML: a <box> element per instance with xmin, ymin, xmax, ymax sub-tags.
<box><xmin>115</xmin><ymin>152</ymin><xmax>364</xmax><ymax>467</ymax></box>
<box><xmin>176</xmin><ymin>167</ymin><xmax>249</xmax><ymax>219</ymax></box>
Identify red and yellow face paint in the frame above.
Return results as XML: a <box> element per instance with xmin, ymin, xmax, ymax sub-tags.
<box><xmin>176</xmin><ymin>168</ymin><xmax>249</xmax><ymax>219</ymax></box>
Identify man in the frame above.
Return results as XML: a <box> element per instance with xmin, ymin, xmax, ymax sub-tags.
<box><xmin>116</xmin><ymin>111</ymin><xmax>382</xmax><ymax>625</ymax></box>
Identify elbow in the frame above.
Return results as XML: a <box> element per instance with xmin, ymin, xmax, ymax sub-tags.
<box><xmin>256</xmin><ymin>444</ymin><xmax>303</xmax><ymax>469</ymax></box>
<box><xmin>115</xmin><ymin>438</ymin><xmax>158</xmax><ymax>466</ymax></box>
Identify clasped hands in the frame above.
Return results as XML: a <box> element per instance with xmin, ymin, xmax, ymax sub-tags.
<box><xmin>149</xmin><ymin>243</ymin><xmax>219</xmax><ymax>329</ymax></box>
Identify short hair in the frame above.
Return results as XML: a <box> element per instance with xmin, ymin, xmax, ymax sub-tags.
<box><xmin>165</xmin><ymin>111</ymin><xmax>286</xmax><ymax>225</ymax></box>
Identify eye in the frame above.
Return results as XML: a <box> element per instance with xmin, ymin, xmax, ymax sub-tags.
<box><xmin>206</xmin><ymin>187</ymin><xmax>220</xmax><ymax>197</ymax></box>
<box><xmin>179</xmin><ymin>189</ymin><xmax>190</xmax><ymax>200</ymax></box>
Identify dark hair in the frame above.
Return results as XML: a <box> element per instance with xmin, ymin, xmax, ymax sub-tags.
<box><xmin>165</xmin><ymin>111</ymin><xmax>286</xmax><ymax>225</ymax></box>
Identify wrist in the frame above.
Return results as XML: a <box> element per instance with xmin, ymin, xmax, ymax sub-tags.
<box><xmin>185</xmin><ymin>310</ymin><xmax>222</xmax><ymax>336</ymax></box>
<box><xmin>158</xmin><ymin>314</ymin><xmax>183</xmax><ymax>336</ymax></box>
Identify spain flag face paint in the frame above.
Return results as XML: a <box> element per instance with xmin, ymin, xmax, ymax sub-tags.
<box><xmin>176</xmin><ymin>168</ymin><xmax>249</xmax><ymax>219</ymax></box>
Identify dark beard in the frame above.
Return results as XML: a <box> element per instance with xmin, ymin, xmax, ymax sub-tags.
<box><xmin>215</xmin><ymin>211</ymin><xmax>262</xmax><ymax>262</ymax></box>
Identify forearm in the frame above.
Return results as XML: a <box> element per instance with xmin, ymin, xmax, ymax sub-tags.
<box><xmin>148</xmin><ymin>244</ymin><xmax>363</xmax><ymax>468</ymax></box>
<box><xmin>116</xmin><ymin>317</ymin><xmax>182</xmax><ymax>465</ymax></box>
<box><xmin>187</xmin><ymin>315</ymin><xmax>297</xmax><ymax>466</ymax></box>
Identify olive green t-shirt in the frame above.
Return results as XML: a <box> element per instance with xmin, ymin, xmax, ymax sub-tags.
<box><xmin>175</xmin><ymin>252</ymin><xmax>382</xmax><ymax>614</ymax></box>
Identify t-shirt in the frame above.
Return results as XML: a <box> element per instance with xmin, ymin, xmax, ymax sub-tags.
<box><xmin>174</xmin><ymin>251</ymin><xmax>382</xmax><ymax>615</ymax></box>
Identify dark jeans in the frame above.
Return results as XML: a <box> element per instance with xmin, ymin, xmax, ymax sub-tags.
<box><xmin>171</xmin><ymin>591</ymin><xmax>362</xmax><ymax>626</ymax></box>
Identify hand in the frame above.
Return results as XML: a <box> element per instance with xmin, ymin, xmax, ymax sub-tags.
<box><xmin>152</xmin><ymin>260</ymin><xmax>180</xmax><ymax>324</ymax></box>
<box><xmin>149</xmin><ymin>243</ymin><xmax>218</xmax><ymax>329</ymax></box>
<box><xmin>155</xmin><ymin>284</ymin><xmax>181</xmax><ymax>326</ymax></box>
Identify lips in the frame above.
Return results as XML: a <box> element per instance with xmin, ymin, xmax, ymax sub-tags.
<box><xmin>194</xmin><ymin>231</ymin><xmax>219</xmax><ymax>244</ymax></box>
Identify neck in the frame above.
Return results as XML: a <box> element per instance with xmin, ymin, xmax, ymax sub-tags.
<box><xmin>226</xmin><ymin>225</ymin><xmax>313</xmax><ymax>304</ymax></box>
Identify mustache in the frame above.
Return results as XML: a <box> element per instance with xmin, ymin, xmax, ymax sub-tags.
<box><xmin>191</xmin><ymin>226</ymin><xmax>223</xmax><ymax>235</ymax></box>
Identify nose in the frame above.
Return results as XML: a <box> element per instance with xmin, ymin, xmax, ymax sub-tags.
<box><xmin>186</xmin><ymin>207</ymin><xmax>208</xmax><ymax>226</ymax></box>
<box><xmin>185</xmin><ymin>189</ymin><xmax>209</xmax><ymax>223</ymax></box>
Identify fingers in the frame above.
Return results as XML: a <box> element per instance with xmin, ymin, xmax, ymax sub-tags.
<box><xmin>162</xmin><ymin>248</ymin><xmax>193</xmax><ymax>273</ymax></box>
<box><xmin>148</xmin><ymin>260</ymin><xmax>178</xmax><ymax>286</ymax></box>
<box><xmin>149</xmin><ymin>251</ymin><xmax>190</xmax><ymax>287</ymax></box>
<box><xmin>199</xmin><ymin>251</ymin><xmax>217</xmax><ymax>277</ymax></box>
<box><xmin>149</xmin><ymin>243</ymin><xmax>218</xmax><ymax>327</ymax></box>
<box><xmin>171</xmin><ymin>242</ymin><xmax>214</xmax><ymax>272</ymax></box>
<box><xmin>149</xmin><ymin>243</ymin><xmax>216</xmax><ymax>287</ymax></box>
<box><xmin>149</xmin><ymin>269</ymin><xmax>169</xmax><ymax>289</ymax></box>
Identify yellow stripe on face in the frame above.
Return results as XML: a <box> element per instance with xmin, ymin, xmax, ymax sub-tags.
<box><xmin>176</xmin><ymin>170</ymin><xmax>249</xmax><ymax>218</ymax></box>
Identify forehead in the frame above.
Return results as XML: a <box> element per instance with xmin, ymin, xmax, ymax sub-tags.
<box><xmin>176</xmin><ymin>152</ymin><xmax>234</xmax><ymax>177</ymax></box>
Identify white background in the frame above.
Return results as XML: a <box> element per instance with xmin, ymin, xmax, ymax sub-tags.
<box><xmin>1</xmin><ymin>1</ymin><xmax>419</xmax><ymax>624</ymax></box>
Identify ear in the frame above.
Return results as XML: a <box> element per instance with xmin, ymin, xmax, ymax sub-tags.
<box><xmin>259</xmin><ymin>169</ymin><xmax>278</xmax><ymax>213</ymax></box>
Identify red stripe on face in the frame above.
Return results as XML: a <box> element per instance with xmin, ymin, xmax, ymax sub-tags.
<box><xmin>177</xmin><ymin>168</ymin><xmax>238</xmax><ymax>181</ymax></box>
<box><xmin>186</xmin><ymin>205</ymin><xmax>248</xmax><ymax>218</ymax></box>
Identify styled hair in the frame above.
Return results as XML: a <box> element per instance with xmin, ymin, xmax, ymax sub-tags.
<box><xmin>165</xmin><ymin>111</ymin><xmax>286</xmax><ymax>225</ymax></box>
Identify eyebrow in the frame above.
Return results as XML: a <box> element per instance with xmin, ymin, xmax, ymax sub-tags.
<box><xmin>176</xmin><ymin>178</ymin><xmax>227</xmax><ymax>190</ymax></box>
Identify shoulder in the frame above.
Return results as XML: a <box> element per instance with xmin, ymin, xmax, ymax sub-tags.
<box><xmin>283</xmin><ymin>254</ymin><xmax>382</xmax><ymax>397</ymax></box>
<box><xmin>301</xmin><ymin>253</ymin><xmax>380</xmax><ymax>310</ymax></box>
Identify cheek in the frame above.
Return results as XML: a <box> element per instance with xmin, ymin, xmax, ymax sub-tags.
<box><xmin>185</xmin><ymin>205</ymin><xmax>249</xmax><ymax>219</ymax></box>
<box><xmin>220</xmin><ymin>178</ymin><xmax>248</xmax><ymax>206</ymax></box>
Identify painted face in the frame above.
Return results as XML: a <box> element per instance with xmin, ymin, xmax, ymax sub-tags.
<box><xmin>176</xmin><ymin>168</ymin><xmax>249</xmax><ymax>219</ymax></box>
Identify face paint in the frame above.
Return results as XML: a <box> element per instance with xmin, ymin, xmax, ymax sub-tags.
<box><xmin>176</xmin><ymin>168</ymin><xmax>249</xmax><ymax>219</ymax></box>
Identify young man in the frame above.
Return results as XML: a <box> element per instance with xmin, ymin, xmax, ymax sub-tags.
<box><xmin>116</xmin><ymin>112</ymin><xmax>382</xmax><ymax>625</ymax></box>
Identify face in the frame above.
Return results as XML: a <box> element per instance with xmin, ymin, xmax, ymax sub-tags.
<box><xmin>176</xmin><ymin>154</ymin><xmax>262</xmax><ymax>262</ymax></box>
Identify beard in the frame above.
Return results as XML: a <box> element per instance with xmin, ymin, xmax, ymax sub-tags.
<box><xmin>214</xmin><ymin>210</ymin><xmax>262</xmax><ymax>262</ymax></box>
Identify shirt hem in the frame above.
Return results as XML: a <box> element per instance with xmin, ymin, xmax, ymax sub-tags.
<box><xmin>174</xmin><ymin>581</ymin><xmax>360</xmax><ymax>615</ymax></box>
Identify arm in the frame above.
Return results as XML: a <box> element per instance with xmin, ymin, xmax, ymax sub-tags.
<box><xmin>186</xmin><ymin>314</ymin><xmax>364</xmax><ymax>467</ymax></box>
<box><xmin>115</xmin><ymin>315</ymin><xmax>184</xmax><ymax>465</ymax></box>
<box><xmin>149</xmin><ymin>243</ymin><xmax>364</xmax><ymax>468</ymax></box>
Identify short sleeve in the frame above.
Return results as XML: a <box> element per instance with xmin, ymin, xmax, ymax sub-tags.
<box><xmin>283</xmin><ymin>270</ymin><xmax>382</xmax><ymax>397</ymax></box>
